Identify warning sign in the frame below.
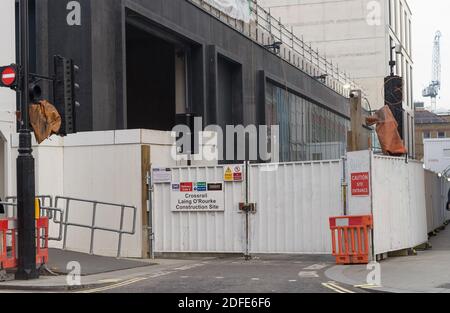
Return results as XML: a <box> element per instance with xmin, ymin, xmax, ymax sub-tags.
<box><xmin>171</xmin><ymin>182</ymin><xmax>225</xmax><ymax>212</ymax></box>
<box><xmin>224</xmin><ymin>167</ymin><xmax>233</xmax><ymax>182</ymax></box>
<box><xmin>224</xmin><ymin>165</ymin><xmax>244</xmax><ymax>182</ymax></box>
<box><xmin>351</xmin><ymin>172</ymin><xmax>370</xmax><ymax>197</ymax></box>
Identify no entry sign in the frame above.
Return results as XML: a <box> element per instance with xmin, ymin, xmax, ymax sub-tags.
<box><xmin>1</xmin><ymin>66</ymin><xmax>17</xmax><ymax>87</ymax></box>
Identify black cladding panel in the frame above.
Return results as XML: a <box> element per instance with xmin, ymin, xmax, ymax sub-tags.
<box><xmin>47</xmin><ymin>0</ymin><xmax>92</xmax><ymax>131</ymax></box>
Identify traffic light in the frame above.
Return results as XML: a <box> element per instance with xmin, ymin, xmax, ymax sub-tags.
<box><xmin>29</xmin><ymin>83</ymin><xmax>42</xmax><ymax>103</ymax></box>
<box><xmin>0</xmin><ymin>64</ymin><xmax>19</xmax><ymax>89</ymax></box>
<box><xmin>385</xmin><ymin>75</ymin><xmax>404</xmax><ymax>139</ymax></box>
<box><xmin>53</xmin><ymin>55</ymin><xmax>79</xmax><ymax>136</ymax></box>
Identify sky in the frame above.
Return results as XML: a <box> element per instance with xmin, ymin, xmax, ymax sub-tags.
<box><xmin>408</xmin><ymin>0</ymin><xmax>450</xmax><ymax>110</ymax></box>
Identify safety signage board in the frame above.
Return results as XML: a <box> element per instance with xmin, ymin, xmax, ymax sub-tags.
<box><xmin>152</xmin><ymin>168</ymin><xmax>172</xmax><ymax>184</ymax></box>
<box><xmin>224</xmin><ymin>165</ymin><xmax>244</xmax><ymax>182</ymax></box>
<box><xmin>351</xmin><ymin>172</ymin><xmax>370</xmax><ymax>196</ymax></box>
<box><xmin>1</xmin><ymin>67</ymin><xmax>16</xmax><ymax>87</ymax></box>
<box><xmin>171</xmin><ymin>182</ymin><xmax>225</xmax><ymax>212</ymax></box>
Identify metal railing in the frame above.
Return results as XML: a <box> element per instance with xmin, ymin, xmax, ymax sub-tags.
<box><xmin>55</xmin><ymin>197</ymin><xmax>137</xmax><ymax>258</ymax></box>
<box><xmin>1</xmin><ymin>197</ymin><xmax>64</xmax><ymax>242</ymax></box>
<box><xmin>188</xmin><ymin>0</ymin><xmax>365</xmax><ymax>97</ymax></box>
<box><xmin>3</xmin><ymin>196</ymin><xmax>138</xmax><ymax>258</ymax></box>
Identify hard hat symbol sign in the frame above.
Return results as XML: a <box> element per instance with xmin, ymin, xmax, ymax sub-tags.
<box><xmin>1</xmin><ymin>67</ymin><xmax>16</xmax><ymax>86</ymax></box>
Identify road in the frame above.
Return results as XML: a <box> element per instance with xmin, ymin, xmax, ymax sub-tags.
<box><xmin>80</xmin><ymin>255</ymin><xmax>367</xmax><ymax>293</ymax></box>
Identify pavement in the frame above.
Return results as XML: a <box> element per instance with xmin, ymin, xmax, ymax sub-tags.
<box><xmin>6</xmin><ymin>226</ymin><xmax>450</xmax><ymax>293</ymax></box>
<box><xmin>0</xmin><ymin>253</ymin><xmax>366</xmax><ymax>293</ymax></box>
<box><xmin>46</xmin><ymin>249</ymin><xmax>153</xmax><ymax>275</ymax></box>
<box><xmin>326</xmin><ymin>224</ymin><xmax>450</xmax><ymax>293</ymax></box>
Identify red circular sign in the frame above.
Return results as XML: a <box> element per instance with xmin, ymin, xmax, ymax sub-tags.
<box><xmin>1</xmin><ymin>67</ymin><xmax>16</xmax><ymax>86</ymax></box>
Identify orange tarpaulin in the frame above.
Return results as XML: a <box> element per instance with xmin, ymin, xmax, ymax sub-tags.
<box><xmin>366</xmin><ymin>105</ymin><xmax>407</xmax><ymax>156</ymax></box>
<box><xmin>29</xmin><ymin>100</ymin><xmax>62</xmax><ymax>144</ymax></box>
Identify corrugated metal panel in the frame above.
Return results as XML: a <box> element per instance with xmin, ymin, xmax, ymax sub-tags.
<box><xmin>372</xmin><ymin>156</ymin><xmax>428</xmax><ymax>255</ymax></box>
<box><xmin>443</xmin><ymin>181</ymin><xmax>450</xmax><ymax>222</ymax></box>
<box><xmin>248</xmin><ymin>161</ymin><xmax>344</xmax><ymax>254</ymax></box>
<box><xmin>154</xmin><ymin>166</ymin><xmax>246</xmax><ymax>253</ymax></box>
<box><xmin>424</xmin><ymin>170</ymin><xmax>446</xmax><ymax>233</ymax></box>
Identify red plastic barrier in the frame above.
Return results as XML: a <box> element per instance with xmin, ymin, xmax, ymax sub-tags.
<box><xmin>0</xmin><ymin>217</ymin><xmax>49</xmax><ymax>270</ymax></box>
<box><xmin>329</xmin><ymin>215</ymin><xmax>373</xmax><ymax>265</ymax></box>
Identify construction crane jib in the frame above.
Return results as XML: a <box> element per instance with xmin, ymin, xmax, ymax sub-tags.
<box><xmin>423</xmin><ymin>31</ymin><xmax>442</xmax><ymax>111</ymax></box>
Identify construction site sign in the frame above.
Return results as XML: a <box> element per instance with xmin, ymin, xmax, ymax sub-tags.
<box><xmin>171</xmin><ymin>182</ymin><xmax>225</xmax><ymax>212</ymax></box>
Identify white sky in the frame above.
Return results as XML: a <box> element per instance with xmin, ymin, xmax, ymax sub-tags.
<box><xmin>408</xmin><ymin>0</ymin><xmax>450</xmax><ymax>110</ymax></box>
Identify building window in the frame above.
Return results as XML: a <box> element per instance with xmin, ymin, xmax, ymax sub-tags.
<box><xmin>438</xmin><ymin>132</ymin><xmax>446</xmax><ymax>138</ymax></box>
<box><xmin>423</xmin><ymin>132</ymin><xmax>431</xmax><ymax>139</ymax></box>
<box><xmin>265</xmin><ymin>81</ymin><xmax>349</xmax><ymax>162</ymax></box>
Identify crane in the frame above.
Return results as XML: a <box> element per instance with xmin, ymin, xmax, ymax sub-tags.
<box><xmin>422</xmin><ymin>31</ymin><xmax>442</xmax><ymax>111</ymax></box>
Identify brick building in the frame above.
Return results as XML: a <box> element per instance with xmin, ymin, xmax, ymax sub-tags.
<box><xmin>415</xmin><ymin>110</ymin><xmax>450</xmax><ymax>161</ymax></box>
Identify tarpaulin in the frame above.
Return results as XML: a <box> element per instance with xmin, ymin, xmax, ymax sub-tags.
<box><xmin>366</xmin><ymin>105</ymin><xmax>407</xmax><ymax>156</ymax></box>
<box><xmin>205</xmin><ymin>0</ymin><xmax>252</xmax><ymax>23</ymax></box>
<box><xmin>29</xmin><ymin>100</ymin><xmax>62</xmax><ymax>144</ymax></box>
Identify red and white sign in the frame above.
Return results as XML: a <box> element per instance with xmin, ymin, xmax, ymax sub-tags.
<box><xmin>351</xmin><ymin>172</ymin><xmax>370</xmax><ymax>196</ymax></box>
<box><xmin>1</xmin><ymin>67</ymin><xmax>16</xmax><ymax>86</ymax></box>
<box><xmin>180</xmin><ymin>182</ymin><xmax>193</xmax><ymax>192</ymax></box>
<box><xmin>233</xmin><ymin>166</ymin><xmax>243</xmax><ymax>181</ymax></box>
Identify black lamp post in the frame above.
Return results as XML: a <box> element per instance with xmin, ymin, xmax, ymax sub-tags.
<box><xmin>15</xmin><ymin>0</ymin><xmax>39</xmax><ymax>281</ymax></box>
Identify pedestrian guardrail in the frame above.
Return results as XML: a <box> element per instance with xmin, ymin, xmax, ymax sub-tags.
<box><xmin>329</xmin><ymin>215</ymin><xmax>373</xmax><ymax>265</ymax></box>
<box><xmin>55</xmin><ymin>197</ymin><xmax>137</xmax><ymax>258</ymax></box>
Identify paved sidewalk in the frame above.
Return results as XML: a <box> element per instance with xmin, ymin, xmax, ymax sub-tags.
<box><xmin>0</xmin><ymin>255</ymin><xmax>215</xmax><ymax>291</ymax></box>
<box><xmin>326</xmin><ymin>225</ymin><xmax>450</xmax><ymax>293</ymax></box>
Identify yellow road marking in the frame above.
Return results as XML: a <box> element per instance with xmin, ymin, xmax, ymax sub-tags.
<box><xmin>322</xmin><ymin>283</ymin><xmax>346</xmax><ymax>293</ymax></box>
<box><xmin>77</xmin><ymin>277</ymin><xmax>149</xmax><ymax>293</ymax></box>
<box><xmin>354</xmin><ymin>284</ymin><xmax>381</xmax><ymax>289</ymax></box>
<box><xmin>322</xmin><ymin>282</ymin><xmax>355</xmax><ymax>294</ymax></box>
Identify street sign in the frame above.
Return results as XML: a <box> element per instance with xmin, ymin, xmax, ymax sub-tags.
<box><xmin>0</xmin><ymin>65</ymin><xmax>18</xmax><ymax>88</ymax></box>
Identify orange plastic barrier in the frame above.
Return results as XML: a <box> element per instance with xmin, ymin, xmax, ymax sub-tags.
<box><xmin>0</xmin><ymin>217</ymin><xmax>49</xmax><ymax>270</ymax></box>
<box><xmin>0</xmin><ymin>219</ymin><xmax>17</xmax><ymax>269</ymax></box>
<box><xmin>329</xmin><ymin>215</ymin><xmax>373</xmax><ymax>265</ymax></box>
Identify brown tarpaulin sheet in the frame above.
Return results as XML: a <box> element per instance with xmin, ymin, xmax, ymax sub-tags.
<box><xmin>29</xmin><ymin>100</ymin><xmax>62</xmax><ymax>144</ymax></box>
<box><xmin>366</xmin><ymin>105</ymin><xmax>407</xmax><ymax>156</ymax></box>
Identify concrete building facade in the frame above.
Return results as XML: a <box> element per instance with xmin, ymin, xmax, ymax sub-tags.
<box><xmin>259</xmin><ymin>0</ymin><xmax>415</xmax><ymax>158</ymax></box>
<box><xmin>0</xmin><ymin>0</ymin><xmax>364</xmax><ymax>201</ymax></box>
<box><xmin>30</xmin><ymin>0</ymin><xmax>355</xmax><ymax>163</ymax></box>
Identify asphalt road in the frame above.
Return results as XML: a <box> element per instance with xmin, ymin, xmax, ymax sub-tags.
<box><xmin>83</xmin><ymin>255</ymin><xmax>366</xmax><ymax>293</ymax></box>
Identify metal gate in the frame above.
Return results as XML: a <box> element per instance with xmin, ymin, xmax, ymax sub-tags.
<box><xmin>153</xmin><ymin>160</ymin><xmax>344</xmax><ymax>255</ymax></box>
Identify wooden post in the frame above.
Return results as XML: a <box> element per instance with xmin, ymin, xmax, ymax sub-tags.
<box><xmin>348</xmin><ymin>90</ymin><xmax>368</xmax><ymax>152</ymax></box>
<box><xmin>141</xmin><ymin>145</ymin><xmax>151</xmax><ymax>258</ymax></box>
